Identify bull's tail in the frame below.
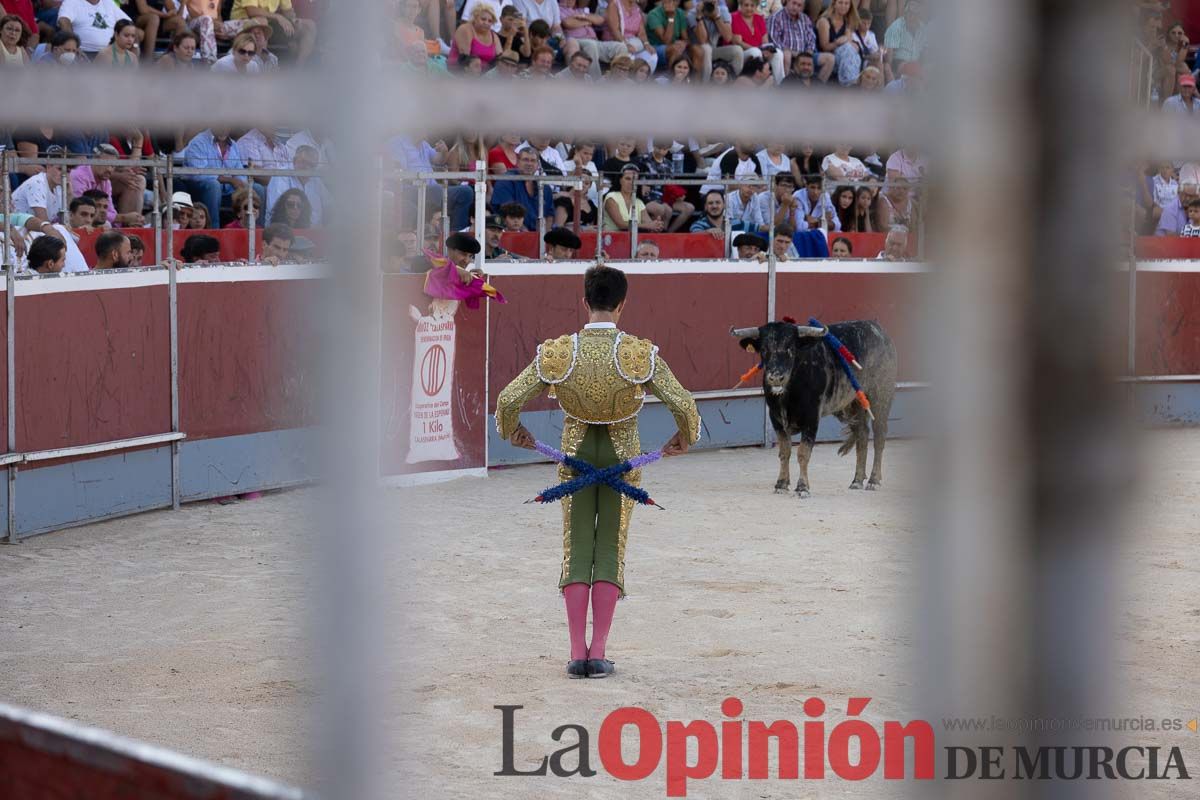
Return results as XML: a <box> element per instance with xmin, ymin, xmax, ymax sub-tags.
<box><xmin>837</xmin><ymin>425</ymin><xmax>856</xmax><ymax>457</ymax></box>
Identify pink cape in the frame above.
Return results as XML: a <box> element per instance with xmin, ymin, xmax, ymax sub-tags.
<box><xmin>421</xmin><ymin>252</ymin><xmax>506</xmax><ymax>310</ymax></box>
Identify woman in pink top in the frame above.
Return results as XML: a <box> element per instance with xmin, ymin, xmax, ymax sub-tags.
<box><xmin>451</xmin><ymin>5</ymin><xmax>501</xmax><ymax>67</ymax></box>
<box><xmin>604</xmin><ymin>0</ymin><xmax>656</xmax><ymax>73</ymax></box>
<box><xmin>729</xmin><ymin>0</ymin><xmax>782</xmax><ymax>82</ymax></box>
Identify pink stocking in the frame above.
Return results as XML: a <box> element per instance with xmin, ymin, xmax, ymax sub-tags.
<box><xmin>588</xmin><ymin>581</ymin><xmax>621</xmax><ymax>660</ymax></box>
<box><xmin>563</xmin><ymin>583</ymin><xmax>590</xmax><ymax>661</ymax></box>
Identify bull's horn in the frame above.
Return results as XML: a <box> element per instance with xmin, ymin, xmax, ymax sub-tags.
<box><xmin>793</xmin><ymin>325</ymin><xmax>826</xmax><ymax>337</ymax></box>
<box><xmin>730</xmin><ymin>326</ymin><xmax>760</xmax><ymax>337</ymax></box>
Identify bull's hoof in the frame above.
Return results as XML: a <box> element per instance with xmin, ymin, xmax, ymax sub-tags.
<box><xmin>795</xmin><ymin>486</ymin><xmax>810</xmax><ymax>499</ymax></box>
<box><xmin>849</xmin><ymin>480</ymin><xmax>864</xmax><ymax>490</ymax></box>
<box><xmin>866</xmin><ymin>481</ymin><xmax>880</xmax><ymax>491</ymax></box>
<box><xmin>774</xmin><ymin>480</ymin><xmax>789</xmax><ymax>494</ymax></box>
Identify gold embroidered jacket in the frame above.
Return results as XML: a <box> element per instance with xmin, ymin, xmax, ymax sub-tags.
<box><xmin>495</xmin><ymin>328</ymin><xmax>701</xmax><ymax>445</ymax></box>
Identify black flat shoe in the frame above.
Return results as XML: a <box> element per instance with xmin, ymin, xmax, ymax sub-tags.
<box><xmin>586</xmin><ymin>659</ymin><xmax>615</xmax><ymax>678</ymax></box>
<box><xmin>566</xmin><ymin>659</ymin><xmax>589</xmax><ymax>679</ymax></box>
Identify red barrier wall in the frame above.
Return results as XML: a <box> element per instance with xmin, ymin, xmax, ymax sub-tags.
<box><xmin>74</xmin><ymin>228</ymin><xmax>327</xmax><ymax>265</ymax></box>
<box><xmin>497</xmin><ymin>231</ymin><xmax>897</xmax><ymax>260</ymax></box>
<box><xmin>379</xmin><ymin>273</ymin><xmax>488</xmax><ymax>479</ymax></box>
<box><xmin>1134</xmin><ymin>237</ymin><xmax>1200</xmax><ymax>260</ymax></box>
<box><xmin>1135</xmin><ymin>271</ymin><xmax>1200</xmax><ymax>375</ymax></box>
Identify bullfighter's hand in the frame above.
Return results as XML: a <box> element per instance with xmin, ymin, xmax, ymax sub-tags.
<box><xmin>510</xmin><ymin>425</ymin><xmax>537</xmax><ymax>450</ymax></box>
<box><xmin>662</xmin><ymin>430</ymin><xmax>689</xmax><ymax>457</ymax></box>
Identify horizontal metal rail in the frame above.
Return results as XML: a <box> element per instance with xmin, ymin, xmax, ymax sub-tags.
<box><xmin>13</xmin><ymin>156</ymin><xmax>323</xmax><ymax>179</ymax></box>
<box><xmin>21</xmin><ymin>432</ymin><xmax>186</xmax><ymax>463</ymax></box>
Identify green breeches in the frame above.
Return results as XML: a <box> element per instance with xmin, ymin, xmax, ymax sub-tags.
<box><xmin>559</xmin><ymin>423</ymin><xmax>634</xmax><ymax>594</ymax></box>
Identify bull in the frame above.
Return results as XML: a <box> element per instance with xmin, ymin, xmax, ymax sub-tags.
<box><xmin>730</xmin><ymin>320</ymin><xmax>898</xmax><ymax>497</ymax></box>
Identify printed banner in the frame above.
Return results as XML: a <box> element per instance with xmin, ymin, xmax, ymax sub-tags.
<box><xmin>406</xmin><ymin>311</ymin><xmax>459</xmax><ymax>463</ymax></box>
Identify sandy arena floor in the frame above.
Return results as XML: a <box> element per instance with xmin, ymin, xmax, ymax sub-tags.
<box><xmin>1</xmin><ymin>434</ymin><xmax>1198</xmax><ymax>798</ymax></box>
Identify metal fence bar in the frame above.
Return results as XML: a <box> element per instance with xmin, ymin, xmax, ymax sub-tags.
<box><xmin>440</xmin><ymin>181</ymin><xmax>449</xmax><ymax>252</ymax></box>
<box><xmin>247</xmin><ymin>170</ymin><xmax>256</xmax><ymax>263</ymax></box>
<box><xmin>416</xmin><ymin>183</ymin><xmax>426</xmax><ymax>238</ymax></box>
<box><xmin>2</xmin><ymin>152</ymin><xmax>15</xmax><ymax>544</ymax></box>
<box><xmin>538</xmin><ymin>183</ymin><xmax>546</xmax><ymax>260</ymax></box>
<box><xmin>628</xmin><ymin>174</ymin><xmax>638</xmax><ymax>257</ymax></box>
<box><xmin>473</xmin><ymin>162</ymin><xmax>487</xmax><ymax>271</ymax></box>
<box><xmin>152</xmin><ymin>158</ymin><xmax>162</xmax><ymax>264</ymax></box>
<box><xmin>167</xmin><ymin>160</ymin><xmax>180</xmax><ymax>511</ymax></box>
<box><xmin>23</xmin><ymin>432</ymin><xmax>187</xmax><ymax>463</ymax></box>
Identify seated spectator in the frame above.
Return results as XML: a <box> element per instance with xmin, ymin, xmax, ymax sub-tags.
<box><xmin>68</xmin><ymin>196</ymin><xmax>98</xmax><ymax>230</ymax></box>
<box><xmin>180</xmin><ymin>232</ymin><xmax>221</xmax><ymax>262</ymax></box>
<box><xmin>768</xmin><ymin>224</ymin><xmax>797</xmax><ymax>261</ymax></box>
<box><xmin>795</xmin><ymin>173</ymin><xmax>836</xmax><ymax>229</ymax></box>
<box><xmin>657</xmin><ymin>52</ymin><xmax>691</xmax><ymax>83</ymax></box>
<box><xmin>526</xmin><ymin>42</ymin><xmax>554</xmax><ymax>77</ymax></box>
<box><xmin>188</xmin><ymin>202</ymin><xmax>210</xmax><ymax>229</ymax></box>
<box><xmin>734</xmin><ymin>53</ymin><xmax>773</xmax><ymax>87</ymax></box>
<box><xmin>830</xmin><ymin>235</ymin><xmax>853</xmax><ymax>258</ymax></box>
<box><xmin>853</xmin><ymin>7</ymin><xmax>885</xmax><ymax>80</ymax></box>
<box><xmin>646</xmin><ymin>0</ymin><xmax>687</xmax><ymax>71</ymax></box>
<box><xmin>245</xmin><ymin>18</ymin><xmax>278</xmax><ymax>70</ymax></box>
<box><xmin>689</xmin><ymin>189</ymin><xmax>728</xmax><ymax>235</ymax></box>
<box><xmin>81</xmin><ymin>188</ymin><xmax>114</xmax><ymax>229</ymax></box>
<box><xmin>496</xmin><ymin>6</ymin><xmax>531</xmax><ymax>61</ymax></box>
<box><xmin>389</xmin><ymin>135</ymin><xmax>473</xmax><ymax>232</ymax></box>
<box><xmin>127</xmin><ymin>235</ymin><xmax>146</xmax><ymax>265</ymax></box>
<box><xmin>876</xmin><ymin>225</ymin><xmax>908</xmax><ymax>261</ymax></box>
<box><xmin>498</xmin><ymin>201</ymin><xmax>528</xmax><ymax>231</ymax></box>
<box><xmin>751</xmin><ymin>172</ymin><xmax>800</xmax><ymax>232</ymax></box>
<box><xmin>859</xmin><ymin>63</ymin><xmax>883</xmax><ymax>89</ymax></box>
<box><xmin>266</xmin><ymin>145</ymin><xmax>330</xmax><ymax>225</ymax></box>
<box><xmin>93</xmin><ymin>230</ymin><xmax>132</xmax><ymax>269</ymax></box>
<box><xmin>488</xmin><ymin>133</ymin><xmax>521</xmax><ymax>174</ymax></box>
<box><xmin>261</xmin><ymin>222</ymin><xmax>294</xmax><ymax>263</ymax></box>
<box><xmin>226</xmin><ymin>187</ymin><xmax>260</xmax><ymax>228</ymax></box>
<box><xmin>489</xmin><ymin>147</ymin><xmax>555</xmax><ymax>231</ymax></box>
<box><xmin>483</xmin><ymin>215</ymin><xmax>520</xmax><ymax>261</ymax></box>
<box><xmin>543</xmin><ymin>226</ymin><xmax>582</xmax><ymax>260</ymax></box>
<box><xmin>559</xmin><ymin>0</ymin><xmax>626</xmax><ymax>80</ymax></box>
<box><xmin>708</xmin><ymin>58</ymin><xmax>733</xmax><ymax>83</ymax></box>
<box><xmin>212</xmin><ymin>30</ymin><xmax>260</xmax><ymax>72</ymax></box>
<box><xmin>269</xmin><ymin>187</ymin><xmax>312</xmax><ymax>230</ymax></box>
<box><xmin>451</xmin><ymin>4</ymin><xmax>501</xmax><ymax>70</ymax></box>
<box><xmin>602</xmin><ymin>164</ymin><xmax>662</xmax><ymax>232</ymax></box>
<box><xmin>816</xmin><ymin>0</ymin><xmax>862</xmax><ymax>86</ymax></box>
<box><xmin>728</xmin><ymin>0</ymin><xmax>783</xmax><ymax>83</ymax></box>
<box><xmin>12</xmin><ymin>124</ymin><xmax>68</xmax><ymax>179</ymax></box>
<box><xmin>11</xmin><ymin>149</ymin><xmax>64</xmax><ymax>222</ymax></box>
<box><xmin>69</xmin><ymin>144</ymin><xmax>145</xmax><ymax>227</ymax></box>
<box><xmin>883</xmin><ymin>0</ymin><xmax>925</xmax><ymax>72</ymax></box>
<box><xmin>1163</xmin><ymin>74</ymin><xmax>1200</xmax><ymax>114</ymax></box>
<box><xmin>126</xmin><ymin>0</ymin><xmax>185</xmax><ymax>59</ymax></box>
<box><xmin>167</xmin><ymin>190</ymin><xmax>194</xmax><ymax>228</ymax></box>
<box><xmin>181</xmin><ymin>126</ymin><xmax>248</xmax><ymax>227</ymax></box>
<box><xmin>875</xmin><ymin>180</ymin><xmax>914</xmax><ymax>230</ymax></box>
<box><xmin>1155</xmin><ymin>182</ymin><xmax>1199</xmax><ymax>236</ymax></box>
<box><xmin>732</xmin><ymin>231</ymin><xmax>767</xmax><ymax>260</ymax></box>
<box><xmin>846</xmin><ymin>185</ymin><xmax>876</xmax><ymax>232</ymax></box>
<box><xmin>758</xmin><ymin>142</ymin><xmax>791</xmax><ymax>177</ymax></box>
<box><xmin>822</xmin><ymin>143</ymin><xmax>868</xmax><ymax>180</ymax></box>
<box><xmin>557</xmin><ymin>49</ymin><xmax>592</xmax><ymax>80</ymax></box>
<box><xmin>702</xmin><ymin>140</ymin><xmax>761</xmax><ymax>193</ymax></box>
<box><xmin>884</xmin><ymin>56</ymin><xmax>923</xmax><ymax>94</ymax></box>
<box><xmin>725</xmin><ymin>181</ymin><xmax>760</xmax><ymax>230</ymax></box>
<box><xmin>514</xmin><ymin>0</ymin><xmax>564</xmax><ymax>50</ymax></box>
<box><xmin>690</xmin><ymin>1</ymin><xmax>742</xmax><ymax>81</ymax></box>
<box><xmin>26</xmin><ymin>235</ymin><xmax>67</xmax><ymax>274</ymax></box>
<box><xmin>32</xmin><ymin>30</ymin><xmax>81</xmax><ymax>64</ymax></box>
<box><xmin>158</xmin><ymin>28</ymin><xmax>198</xmax><ymax>67</ymax></box>
<box><xmin>484</xmin><ymin>48</ymin><xmax>521</xmax><ymax>78</ymax></box>
<box><xmin>57</xmin><ymin>0</ymin><xmax>130</xmax><ymax>57</ymax></box>
<box><xmin>1182</xmin><ymin>199</ymin><xmax>1200</xmax><ymax>238</ymax></box>
<box><xmin>601</xmin><ymin>136</ymin><xmax>639</xmax><ymax>177</ymax></box>
<box><xmin>605</xmin><ymin>0</ymin><xmax>656</xmax><ymax>74</ymax></box>
<box><xmin>1</xmin><ymin>13</ymin><xmax>30</xmax><ymax>64</ymax></box>
<box><xmin>185</xmin><ymin>0</ymin><xmax>249</xmax><ymax>65</ymax></box>
<box><xmin>230</xmin><ymin>0</ymin><xmax>316</xmax><ymax>64</ymax></box>
<box><xmin>637</xmin><ymin>139</ymin><xmax>694</xmax><ymax>231</ymax></box>
<box><xmin>766</xmin><ymin>0</ymin><xmax>816</xmax><ymax>80</ymax></box>
<box><xmin>634</xmin><ymin>239</ymin><xmax>660</xmax><ymax>260</ymax></box>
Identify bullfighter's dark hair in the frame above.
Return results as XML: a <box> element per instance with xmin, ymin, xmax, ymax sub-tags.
<box><xmin>584</xmin><ymin>264</ymin><xmax>628</xmax><ymax>312</ymax></box>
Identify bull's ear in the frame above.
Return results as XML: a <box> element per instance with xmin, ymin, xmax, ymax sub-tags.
<box><xmin>739</xmin><ymin>338</ymin><xmax>759</xmax><ymax>353</ymax></box>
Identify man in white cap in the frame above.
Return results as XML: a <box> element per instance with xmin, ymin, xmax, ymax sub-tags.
<box><xmin>167</xmin><ymin>191</ymin><xmax>195</xmax><ymax>229</ymax></box>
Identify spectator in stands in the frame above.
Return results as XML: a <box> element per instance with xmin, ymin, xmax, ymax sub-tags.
<box><xmin>157</xmin><ymin>28</ymin><xmax>198</xmax><ymax>67</ymax></box>
<box><xmin>658</xmin><ymin>52</ymin><xmax>691</xmax><ymax>83</ymax></box>
<box><xmin>877</xmin><ymin>225</ymin><xmax>908</xmax><ymax>260</ymax></box>
<box><xmin>212</xmin><ymin>30</ymin><xmax>260</xmax><ymax>72</ymax></box>
<box><xmin>1163</xmin><ymin>73</ymin><xmax>1200</xmax><ymax>114</ymax></box>
<box><xmin>875</xmin><ymin>179</ymin><xmax>914</xmax><ymax>230</ymax></box>
<box><xmin>859</xmin><ymin>63</ymin><xmax>883</xmax><ymax>89</ymax></box>
<box><xmin>543</xmin><ymin>227</ymin><xmax>582</xmax><ymax>260</ymax></box>
<box><xmin>268</xmin><ymin>187</ymin><xmax>311</xmax><ymax>231</ymax></box>
<box><xmin>127</xmin><ymin>0</ymin><xmax>186</xmax><ymax>59</ymax></box>
<box><xmin>69</xmin><ymin>145</ymin><xmax>145</xmax><ymax>227</ymax></box>
<box><xmin>68</xmin><ymin>196</ymin><xmax>98</xmax><ymax>230</ymax></box>
<box><xmin>734</xmin><ymin>52</ymin><xmax>773</xmax><ymax>87</ymax></box>
<box><xmin>689</xmin><ymin>189</ymin><xmax>728</xmax><ymax>235</ymax></box>
<box><xmin>261</xmin><ymin>222</ymin><xmax>293</xmax><ymax>263</ymax></box>
<box><xmin>768</xmin><ymin>224</ymin><xmax>797</xmax><ymax>261</ymax></box>
<box><xmin>484</xmin><ymin>48</ymin><xmax>521</xmax><ymax>77</ymax></box>
<box><xmin>1182</xmin><ymin>199</ymin><xmax>1200</xmax><ymax>238</ymax></box>
<box><xmin>830</xmin><ymin>235</ymin><xmax>853</xmax><ymax>258</ymax></box>
<box><xmin>822</xmin><ymin>143</ymin><xmax>868</xmax><ymax>180</ymax></box>
<box><xmin>497</xmin><ymin>6</ymin><xmax>531</xmax><ymax>61</ymax></box>
<box><xmin>26</xmin><ymin>236</ymin><xmax>67</xmax><ymax>274</ymax></box>
<box><xmin>11</xmin><ymin>126</ymin><xmax>65</xmax><ymax>179</ymax></box>
<box><xmin>226</xmin><ymin>187</ymin><xmax>259</xmax><ymax>228</ymax></box>
<box><xmin>796</xmin><ymin>173</ymin><xmax>835</xmax><ymax>229</ymax></box>
<box><xmin>1</xmin><ymin>12</ymin><xmax>30</xmax><ymax>64</ymax></box>
<box><xmin>605</xmin><ymin>0</ymin><xmax>656</xmax><ymax>73</ymax></box>
<box><xmin>886</xmin><ymin>145</ymin><xmax>925</xmax><ymax>181</ymax></box>
<box><xmin>93</xmin><ymin>230</ymin><xmax>131</xmax><ymax>268</ymax></box>
<box><xmin>558</xmin><ymin>49</ymin><xmax>592</xmax><ymax>79</ymax></box>
<box><xmin>181</xmin><ymin>126</ymin><xmax>247</xmax><ymax>225</ymax></box>
<box><xmin>848</xmin><ymin>186</ymin><xmax>876</xmax><ymax>232</ymax></box>
<box><xmin>266</xmin><ymin>145</ymin><xmax>330</xmax><ymax>225</ymax></box>
<box><xmin>490</xmin><ymin>147</ymin><xmax>555</xmax><ymax>231</ymax></box>
<box><xmin>186</xmin><ymin>0</ymin><xmax>249</xmax><ymax>65</ymax></box>
<box><xmin>725</xmin><ymin>181</ymin><xmax>759</xmax><ymax>229</ymax></box>
<box><xmin>603</xmin><ymin>164</ymin><xmax>662</xmax><ymax>231</ymax></box>
<box><xmin>752</xmin><ymin>172</ymin><xmax>800</xmax><ymax>232</ymax></box>
<box><xmin>883</xmin><ymin>0</ymin><xmax>924</xmax><ymax>70</ymax></box>
<box><xmin>604</xmin><ymin>52</ymin><xmax>634</xmax><ymax>80</ymax></box>
<box><xmin>646</xmin><ymin>0</ymin><xmax>687</xmax><ymax>71</ymax></box>
<box><xmin>1155</xmin><ymin>182</ymin><xmax>1198</xmax><ymax>236</ymax></box>
<box><xmin>499</xmin><ymin>201</ymin><xmax>528</xmax><ymax>231</ymax></box>
<box><xmin>527</xmin><ymin>42</ymin><xmax>554</xmax><ymax>76</ymax></box>
<box><xmin>884</xmin><ymin>59</ymin><xmax>922</xmax><ymax>94</ymax></box>
<box><xmin>730</xmin><ymin>0</ymin><xmax>783</xmax><ymax>83</ymax></box>
<box><xmin>853</xmin><ymin>7</ymin><xmax>885</xmax><ymax>80</ymax></box>
<box><xmin>11</xmin><ymin>149</ymin><xmax>64</xmax><ymax>223</ymax></box>
<box><xmin>231</xmin><ymin>0</ymin><xmax>316</xmax><ymax>64</ymax></box>
<box><xmin>390</xmin><ymin>135</ymin><xmax>474</xmax><ymax>232</ymax></box>
<box><xmin>188</xmin><ymin>202</ymin><xmax>210</xmax><ymax>229</ymax></box>
<box><xmin>488</xmin><ymin>132</ymin><xmax>521</xmax><ymax>174</ymax></box>
<box><xmin>1150</xmin><ymin>162</ymin><xmax>1178</xmax><ymax>228</ymax></box>
<box><xmin>245</xmin><ymin>17</ymin><xmax>278</xmax><ymax>70</ymax></box>
<box><xmin>732</xmin><ymin>231</ymin><xmax>767</xmax><ymax>260</ymax></box>
<box><xmin>127</xmin><ymin>235</ymin><xmax>145</xmax><ymax>265</ymax></box>
<box><xmin>637</xmin><ymin>139</ymin><xmax>694</xmax><ymax>231</ymax></box>
<box><xmin>483</xmin><ymin>215</ymin><xmax>518</xmax><ymax>260</ymax></box>
<box><xmin>831</xmin><ymin>184</ymin><xmax>855</xmax><ymax>231</ymax></box>
<box><xmin>180</xmin><ymin>233</ymin><xmax>221</xmax><ymax>262</ymax></box>
<box><xmin>757</xmin><ymin>142</ymin><xmax>791</xmax><ymax>177</ymax></box>
<box><xmin>635</xmin><ymin>239</ymin><xmax>660</xmax><ymax>260</ymax></box>
<box><xmin>32</xmin><ymin>30</ymin><xmax>81</xmax><ymax>63</ymax></box>
<box><xmin>689</xmin><ymin>1</ymin><xmax>740</xmax><ymax>80</ymax></box>
<box><xmin>452</xmin><ymin>4</ymin><xmax>501</xmax><ymax>69</ymax></box>
<box><xmin>56</xmin><ymin>0</ymin><xmax>131</xmax><ymax>57</ymax></box>
<box><xmin>767</xmin><ymin>0</ymin><xmax>817</xmax><ymax>79</ymax></box>
<box><xmin>82</xmin><ymin>188</ymin><xmax>113</xmax><ymax>228</ymax></box>
<box><xmin>168</xmin><ymin>190</ymin><xmax>194</xmax><ymax>228</ymax></box>
<box><xmin>790</xmin><ymin>143</ymin><xmax>822</xmax><ymax>180</ymax></box>
<box><xmin>703</xmin><ymin>140</ymin><xmax>761</xmax><ymax>193</ymax></box>
<box><xmin>559</xmin><ymin>0</ymin><xmax>626</xmax><ymax>80</ymax></box>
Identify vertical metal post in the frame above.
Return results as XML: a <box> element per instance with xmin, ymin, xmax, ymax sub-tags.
<box><xmin>247</xmin><ymin>170</ymin><xmax>256</xmax><ymax>263</ymax></box>
<box><xmin>766</xmin><ymin>176</ymin><xmax>777</xmax><ymax>321</ymax></box>
<box><xmin>440</xmin><ymin>179</ymin><xmax>449</xmax><ymax>250</ymax></box>
<box><xmin>819</xmin><ymin>176</ymin><xmax>829</xmax><ymax>238</ymax></box>
<box><xmin>473</xmin><ymin>162</ymin><xmax>486</xmax><ymax>272</ymax></box>
<box><xmin>723</xmin><ymin>183</ymin><xmax>732</xmax><ymax>258</ymax></box>
<box><xmin>1127</xmin><ymin>187</ymin><xmax>1138</xmax><ymax>377</ymax></box>
<box><xmin>167</xmin><ymin>159</ymin><xmax>180</xmax><ymax>510</ymax></box>
<box><xmin>628</xmin><ymin>174</ymin><xmax>638</xmax><ymax>259</ymax></box>
<box><xmin>595</xmin><ymin>183</ymin><xmax>604</xmax><ymax>262</ymax></box>
<box><xmin>416</xmin><ymin>182</ymin><xmax>427</xmax><ymax>243</ymax></box>
<box><xmin>2</xmin><ymin>152</ymin><xmax>16</xmax><ymax>544</ymax></box>
<box><xmin>537</xmin><ymin>177</ymin><xmax>546</xmax><ymax>260</ymax></box>
<box><xmin>57</xmin><ymin>167</ymin><xmax>67</xmax><ymax>225</ymax></box>
<box><xmin>152</xmin><ymin>157</ymin><xmax>162</xmax><ymax>264</ymax></box>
